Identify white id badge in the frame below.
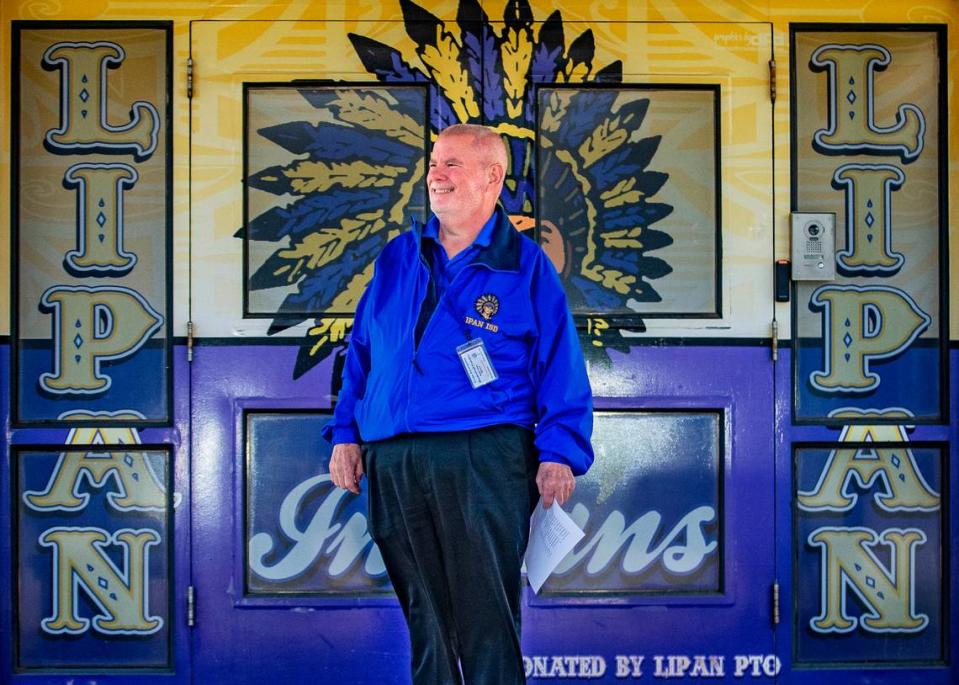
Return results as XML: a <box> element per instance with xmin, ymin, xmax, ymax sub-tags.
<box><xmin>456</xmin><ymin>337</ymin><xmax>498</xmax><ymax>389</ymax></box>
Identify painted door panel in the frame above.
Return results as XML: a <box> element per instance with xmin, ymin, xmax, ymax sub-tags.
<box><xmin>777</xmin><ymin>24</ymin><xmax>954</xmax><ymax>684</ymax></box>
<box><xmin>2</xmin><ymin>21</ymin><xmax>190</xmax><ymax>683</ymax></box>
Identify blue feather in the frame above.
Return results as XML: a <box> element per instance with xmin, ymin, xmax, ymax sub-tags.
<box><xmin>587</xmin><ymin>135</ymin><xmax>660</xmax><ymax>188</ymax></box>
<box><xmin>250</xmin><ymin>252</ymin><xmax>300</xmax><ymax>291</ymax></box>
<box><xmin>636</xmin><ymin>170</ymin><xmax>669</xmax><ymax>197</ymax></box>
<box><xmin>246</xmin><ymin>188</ymin><xmax>394</xmax><ymax>242</ymax></box>
<box><xmin>565</xmin><ymin>29</ymin><xmax>595</xmax><ymax>73</ymax></box>
<box><xmin>458</xmin><ymin>0</ymin><xmax>489</xmax><ymax>115</ymax></box>
<box><xmin>641</xmin><ymin>204</ymin><xmax>674</xmax><ymax>228</ymax></box>
<box><xmin>552</xmin><ymin>91</ymin><xmax>617</xmax><ymax>151</ymax></box>
<box><xmin>613</xmin><ymin>95</ymin><xmax>650</xmax><ymax>129</ymax></box>
<box><xmin>531</xmin><ymin>10</ymin><xmax>564</xmax><ymax>77</ymax></box>
<box><xmin>258</xmin><ymin>122</ymin><xmax>420</xmax><ymax>166</ymax></box>
<box><xmin>598</xmin><ymin>200</ymin><xmax>674</xmax><ymax>233</ymax></box>
<box><xmin>278</xmin><ymin>233</ymin><xmax>386</xmax><ymax>314</ymax></box>
<box><xmin>347</xmin><ymin>33</ymin><xmax>429</xmax><ymax>82</ymax></box>
<box><xmin>568</xmin><ymin>275</ymin><xmax>623</xmax><ymax>310</ymax></box>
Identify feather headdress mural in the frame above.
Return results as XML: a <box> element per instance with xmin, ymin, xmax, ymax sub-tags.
<box><xmin>238</xmin><ymin>0</ymin><xmax>673</xmax><ymax>379</ymax></box>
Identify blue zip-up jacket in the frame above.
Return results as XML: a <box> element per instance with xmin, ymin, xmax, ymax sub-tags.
<box><xmin>321</xmin><ymin>208</ymin><xmax>594</xmax><ymax>475</ymax></box>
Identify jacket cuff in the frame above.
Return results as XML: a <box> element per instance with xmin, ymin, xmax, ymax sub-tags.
<box><xmin>538</xmin><ymin>450</ymin><xmax>575</xmax><ymax>472</ymax></box>
<box><xmin>321</xmin><ymin>422</ymin><xmax>361</xmax><ymax>446</ymax></box>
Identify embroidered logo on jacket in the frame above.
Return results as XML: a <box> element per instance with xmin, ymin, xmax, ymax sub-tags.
<box><xmin>475</xmin><ymin>294</ymin><xmax>499</xmax><ymax>321</ymax></box>
<box><xmin>465</xmin><ymin>294</ymin><xmax>500</xmax><ymax>333</ymax></box>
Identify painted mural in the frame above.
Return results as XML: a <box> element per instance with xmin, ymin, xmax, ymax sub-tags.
<box><xmin>240</xmin><ymin>0</ymin><xmax>725</xmax><ymax>378</ymax></box>
<box><xmin>0</xmin><ymin>2</ymin><xmax>955</xmax><ymax>684</ymax></box>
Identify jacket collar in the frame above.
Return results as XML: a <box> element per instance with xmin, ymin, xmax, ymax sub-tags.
<box><xmin>412</xmin><ymin>205</ymin><xmax>521</xmax><ymax>273</ymax></box>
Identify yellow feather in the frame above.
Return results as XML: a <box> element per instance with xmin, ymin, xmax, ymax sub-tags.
<box><xmin>600</xmin><ymin>178</ymin><xmax>645</xmax><ymax>208</ymax></box>
<box><xmin>332</xmin><ymin>91</ymin><xmax>424</xmax><ymax>149</ymax></box>
<box><xmin>579</xmin><ymin>116</ymin><xmax>629</xmax><ymax>168</ymax></box>
<box><xmin>502</xmin><ymin>27</ymin><xmax>533</xmax><ymax>119</ymax></box>
<box><xmin>308</xmin><ymin>317</ymin><xmax>352</xmax><ymax>354</ymax></box>
<box><xmin>583</xmin><ymin>264</ymin><xmax>636</xmax><ymax>295</ymax></box>
<box><xmin>420</xmin><ymin>28</ymin><xmax>479</xmax><ymax>122</ymax></box>
<box><xmin>278</xmin><ymin>210</ymin><xmax>386</xmax><ymax>273</ymax></box>
<box><xmin>601</xmin><ymin>227</ymin><xmax>644</xmax><ymax>249</ymax></box>
<box><xmin>390</xmin><ymin>164</ymin><xmax>424</xmax><ymax>226</ymax></box>
<box><xmin>539</xmin><ymin>90</ymin><xmax>570</xmax><ymax>135</ymax></box>
<box><xmin>284</xmin><ymin>160</ymin><xmax>404</xmax><ymax>193</ymax></box>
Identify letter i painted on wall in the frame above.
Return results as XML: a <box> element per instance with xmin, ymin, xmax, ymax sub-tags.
<box><xmin>63</xmin><ymin>163</ymin><xmax>139</xmax><ymax>274</ymax></box>
<box><xmin>831</xmin><ymin>164</ymin><xmax>904</xmax><ymax>275</ymax></box>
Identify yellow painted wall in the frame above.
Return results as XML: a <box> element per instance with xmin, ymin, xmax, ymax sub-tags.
<box><xmin>1</xmin><ymin>0</ymin><xmax>955</xmax><ymax>338</ymax></box>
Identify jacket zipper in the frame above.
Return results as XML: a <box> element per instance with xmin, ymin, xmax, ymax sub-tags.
<box><xmin>405</xmin><ymin>254</ymin><xmax>430</xmax><ymax>432</ymax></box>
<box><xmin>404</xmin><ymin>249</ymin><xmax>514</xmax><ymax>432</ymax></box>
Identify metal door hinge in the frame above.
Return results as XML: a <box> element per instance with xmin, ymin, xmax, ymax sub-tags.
<box><xmin>187</xmin><ymin>585</ymin><xmax>196</xmax><ymax>627</ymax></box>
<box><xmin>187</xmin><ymin>321</ymin><xmax>195</xmax><ymax>362</ymax></box>
<box><xmin>768</xmin><ymin>59</ymin><xmax>777</xmax><ymax>104</ymax></box>
<box><xmin>771</xmin><ymin>319</ymin><xmax>779</xmax><ymax>362</ymax></box>
<box><xmin>772</xmin><ymin>581</ymin><xmax>780</xmax><ymax>626</ymax></box>
<box><xmin>187</xmin><ymin>57</ymin><xmax>194</xmax><ymax>99</ymax></box>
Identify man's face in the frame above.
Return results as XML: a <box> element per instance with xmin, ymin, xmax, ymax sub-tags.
<box><xmin>427</xmin><ymin>134</ymin><xmax>496</xmax><ymax>224</ymax></box>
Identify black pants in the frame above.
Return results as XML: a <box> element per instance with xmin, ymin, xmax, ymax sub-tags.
<box><xmin>363</xmin><ymin>425</ymin><xmax>539</xmax><ymax>685</ymax></box>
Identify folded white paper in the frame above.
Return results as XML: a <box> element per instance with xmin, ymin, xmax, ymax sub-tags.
<box><xmin>524</xmin><ymin>499</ymin><xmax>585</xmax><ymax>594</ymax></box>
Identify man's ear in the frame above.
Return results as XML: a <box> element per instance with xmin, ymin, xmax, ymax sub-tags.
<box><xmin>488</xmin><ymin>162</ymin><xmax>505</xmax><ymax>186</ymax></box>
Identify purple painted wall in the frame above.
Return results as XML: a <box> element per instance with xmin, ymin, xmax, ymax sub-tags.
<box><xmin>2</xmin><ymin>343</ymin><xmax>956</xmax><ymax>682</ymax></box>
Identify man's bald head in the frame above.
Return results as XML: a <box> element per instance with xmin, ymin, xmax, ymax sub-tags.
<box><xmin>428</xmin><ymin>124</ymin><xmax>508</xmax><ymax>232</ymax></box>
<box><xmin>437</xmin><ymin>124</ymin><xmax>509</xmax><ymax>176</ymax></box>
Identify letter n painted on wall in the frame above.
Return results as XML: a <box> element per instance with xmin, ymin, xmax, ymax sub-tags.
<box><xmin>14</xmin><ymin>443</ymin><xmax>174</xmax><ymax>671</ymax></box>
<box><xmin>12</xmin><ymin>22</ymin><xmax>172</xmax><ymax>426</ymax></box>
<box><xmin>789</xmin><ymin>25</ymin><xmax>947</xmax><ymax>424</ymax></box>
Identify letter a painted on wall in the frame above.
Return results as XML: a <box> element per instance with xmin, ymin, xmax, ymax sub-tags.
<box><xmin>42</xmin><ymin>41</ymin><xmax>160</xmax><ymax>161</ymax></box>
<box><xmin>811</xmin><ymin>44</ymin><xmax>924</xmax><ymax>161</ymax></box>
<box><xmin>797</xmin><ymin>444</ymin><xmax>939</xmax><ymax>512</ymax></box>
<box><xmin>24</xmin><ymin>448</ymin><xmax>168</xmax><ymax>512</ymax></box>
<box><xmin>39</xmin><ymin>527</ymin><xmax>162</xmax><ymax>635</ymax></box>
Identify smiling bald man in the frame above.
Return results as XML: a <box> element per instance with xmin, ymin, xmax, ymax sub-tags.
<box><xmin>323</xmin><ymin>124</ymin><xmax>594</xmax><ymax>684</ymax></box>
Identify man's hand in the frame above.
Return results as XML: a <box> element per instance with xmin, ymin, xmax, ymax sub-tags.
<box><xmin>329</xmin><ymin>443</ymin><xmax>364</xmax><ymax>494</ymax></box>
<box><xmin>536</xmin><ymin>462</ymin><xmax>575</xmax><ymax>509</ymax></box>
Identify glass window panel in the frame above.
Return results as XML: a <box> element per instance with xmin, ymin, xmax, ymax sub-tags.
<box><xmin>243</xmin><ymin>84</ymin><xmax>429</xmax><ymax>318</ymax></box>
<box><xmin>245</xmin><ymin>410</ymin><xmax>722</xmax><ymax>598</ymax></box>
<box><xmin>245</xmin><ymin>411</ymin><xmax>392</xmax><ymax>596</ymax></box>
<box><xmin>15</xmin><ymin>447</ymin><xmax>173</xmax><ymax>671</ymax></box>
<box><xmin>536</xmin><ymin>86</ymin><xmax>721</xmax><ymax>320</ymax></box>
<box><xmin>13</xmin><ymin>24</ymin><xmax>172</xmax><ymax>426</ymax></box>
<box><xmin>790</xmin><ymin>27</ymin><xmax>946</xmax><ymax>423</ymax></box>
<box><xmin>540</xmin><ymin>411</ymin><xmax>723</xmax><ymax>595</ymax></box>
<box><xmin>793</xmin><ymin>443</ymin><xmax>946</xmax><ymax>665</ymax></box>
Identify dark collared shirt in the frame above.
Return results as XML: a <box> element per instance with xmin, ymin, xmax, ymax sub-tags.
<box><xmin>414</xmin><ymin>213</ymin><xmax>497</xmax><ymax>345</ymax></box>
